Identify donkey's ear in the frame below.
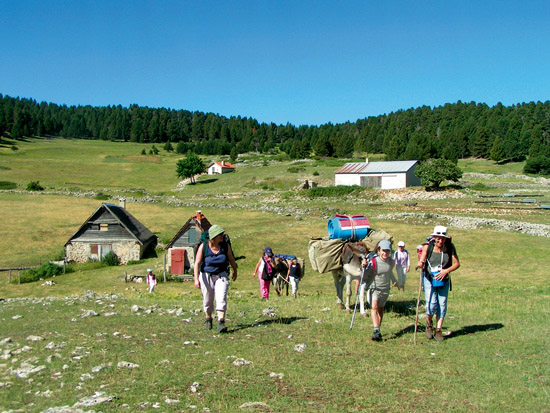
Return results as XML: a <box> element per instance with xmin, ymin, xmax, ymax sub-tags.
<box><xmin>341</xmin><ymin>244</ymin><xmax>354</xmax><ymax>264</ymax></box>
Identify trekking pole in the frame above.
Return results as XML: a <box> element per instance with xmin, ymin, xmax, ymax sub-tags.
<box><xmin>414</xmin><ymin>268</ymin><xmax>423</xmax><ymax>345</ymax></box>
<box><xmin>350</xmin><ymin>257</ymin><xmax>367</xmax><ymax>330</ymax></box>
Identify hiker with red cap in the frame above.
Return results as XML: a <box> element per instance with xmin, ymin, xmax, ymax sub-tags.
<box><xmin>418</xmin><ymin>225</ymin><xmax>460</xmax><ymax>341</ymax></box>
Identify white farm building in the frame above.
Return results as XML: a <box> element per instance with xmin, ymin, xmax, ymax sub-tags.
<box><xmin>334</xmin><ymin>159</ymin><xmax>420</xmax><ymax>189</ymax></box>
<box><xmin>207</xmin><ymin>160</ymin><xmax>236</xmax><ymax>175</ymax></box>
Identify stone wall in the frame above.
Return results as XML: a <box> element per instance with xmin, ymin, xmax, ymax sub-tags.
<box><xmin>66</xmin><ymin>241</ymin><xmax>142</xmax><ymax>264</ymax></box>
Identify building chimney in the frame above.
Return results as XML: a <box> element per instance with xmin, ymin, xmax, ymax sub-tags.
<box><xmin>221</xmin><ymin>160</ymin><xmax>225</xmax><ymax>166</ymax></box>
<box><xmin>365</xmin><ymin>152</ymin><xmax>369</xmax><ymax>165</ymax></box>
<box><xmin>119</xmin><ymin>198</ymin><xmax>126</xmax><ymax>209</ymax></box>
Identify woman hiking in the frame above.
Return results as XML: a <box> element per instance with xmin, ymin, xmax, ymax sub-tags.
<box><xmin>418</xmin><ymin>225</ymin><xmax>460</xmax><ymax>341</ymax></box>
<box><xmin>194</xmin><ymin>224</ymin><xmax>238</xmax><ymax>333</ymax></box>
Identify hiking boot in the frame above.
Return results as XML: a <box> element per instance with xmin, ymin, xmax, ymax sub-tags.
<box><xmin>425</xmin><ymin>324</ymin><xmax>433</xmax><ymax>339</ymax></box>
<box><xmin>217</xmin><ymin>319</ymin><xmax>227</xmax><ymax>334</ymax></box>
<box><xmin>204</xmin><ymin>318</ymin><xmax>213</xmax><ymax>330</ymax></box>
<box><xmin>371</xmin><ymin>330</ymin><xmax>382</xmax><ymax>341</ymax></box>
<box><xmin>435</xmin><ymin>328</ymin><xmax>444</xmax><ymax>342</ymax></box>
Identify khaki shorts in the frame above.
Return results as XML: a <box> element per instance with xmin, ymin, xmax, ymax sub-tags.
<box><xmin>368</xmin><ymin>287</ymin><xmax>389</xmax><ymax>307</ymax></box>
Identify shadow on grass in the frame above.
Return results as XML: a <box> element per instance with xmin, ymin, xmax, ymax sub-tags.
<box><xmin>196</xmin><ymin>178</ymin><xmax>218</xmax><ymax>185</ymax></box>
<box><xmin>446</xmin><ymin>323</ymin><xmax>504</xmax><ymax>338</ymax></box>
<box><xmin>228</xmin><ymin>316</ymin><xmax>308</xmax><ymax>333</ymax></box>
<box><xmin>388</xmin><ymin>322</ymin><xmax>504</xmax><ymax>341</ymax></box>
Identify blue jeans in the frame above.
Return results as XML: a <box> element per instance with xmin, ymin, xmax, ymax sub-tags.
<box><xmin>423</xmin><ymin>276</ymin><xmax>449</xmax><ymax>318</ymax></box>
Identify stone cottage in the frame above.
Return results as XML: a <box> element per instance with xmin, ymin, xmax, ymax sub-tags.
<box><xmin>165</xmin><ymin>211</ymin><xmax>211</xmax><ymax>274</ymax></box>
<box><xmin>65</xmin><ymin>203</ymin><xmax>157</xmax><ymax>264</ymax></box>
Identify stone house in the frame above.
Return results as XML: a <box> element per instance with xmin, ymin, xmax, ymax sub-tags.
<box><xmin>165</xmin><ymin>211</ymin><xmax>211</xmax><ymax>275</ymax></box>
<box><xmin>65</xmin><ymin>203</ymin><xmax>157</xmax><ymax>264</ymax></box>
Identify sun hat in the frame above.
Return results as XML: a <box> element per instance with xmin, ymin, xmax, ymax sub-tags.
<box><xmin>416</xmin><ymin>245</ymin><xmax>423</xmax><ymax>250</ymax></box>
<box><xmin>147</xmin><ymin>269</ymin><xmax>152</xmax><ymax>273</ymax></box>
<box><xmin>378</xmin><ymin>240</ymin><xmax>392</xmax><ymax>251</ymax></box>
<box><xmin>208</xmin><ymin>224</ymin><xmax>224</xmax><ymax>239</ymax></box>
<box><xmin>431</xmin><ymin>225</ymin><xmax>449</xmax><ymax>238</ymax></box>
<box><xmin>398</xmin><ymin>241</ymin><xmax>405</xmax><ymax>247</ymax></box>
<box><xmin>264</xmin><ymin>247</ymin><xmax>273</xmax><ymax>257</ymax></box>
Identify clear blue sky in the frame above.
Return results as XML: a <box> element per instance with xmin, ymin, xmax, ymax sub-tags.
<box><xmin>1</xmin><ymin>1</ymin><xmax>549</xmax><ymax>126</ymax></box>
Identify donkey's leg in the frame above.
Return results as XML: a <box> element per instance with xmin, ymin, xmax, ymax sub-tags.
<box><xmin>345</xmin><ymin>272</ymin><xmax>353</xmax><ymax>313</ymax></box>
<box><xmin>332</xmin><ymin>270</ymin><xmax>345</xmax><ymax>309</ymax></box>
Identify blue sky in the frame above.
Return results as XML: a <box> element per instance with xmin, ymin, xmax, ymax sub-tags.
<box><xmin>1</xmin><ymin>1</ymin><xmax>549</xmax><ymax>126</ymax></box>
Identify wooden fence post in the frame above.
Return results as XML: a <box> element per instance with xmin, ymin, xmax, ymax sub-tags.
<box><xmin>8</xmin><ymin>270</ymin><xmax>11</xmax><ymax>284</ymax></box>
<box><xmin>163</xmin><ymin>255</ymin><xmax>167</xmax><ymax>282</ymax></box>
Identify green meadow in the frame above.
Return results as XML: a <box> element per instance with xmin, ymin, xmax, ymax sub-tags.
<box><xmin>0</xmin><ymin>137</ymin><xmax>549</xmax><ymax>412</ymax></box>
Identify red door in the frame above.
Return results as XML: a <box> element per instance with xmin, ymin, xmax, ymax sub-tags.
<box><xmin>171</xmin><ymin>249</ymin><xmax>186</xmax><ymax>275</ymax></box>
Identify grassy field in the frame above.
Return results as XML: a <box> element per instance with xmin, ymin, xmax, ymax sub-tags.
<box><xmin>0</xmin><ymin>138</ymin><xmax>549</xmax><ymax>412</ymax></box>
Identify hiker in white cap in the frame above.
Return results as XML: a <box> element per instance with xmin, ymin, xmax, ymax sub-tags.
<box><xmin>393</xmin><ymin>241</ymin><xmax>410</xmax><ymax>291</ymax></box>
<box><xmin>418</xmin><ymin>225</ymin><xmax>460</xmax><ymax>341</ymax></box>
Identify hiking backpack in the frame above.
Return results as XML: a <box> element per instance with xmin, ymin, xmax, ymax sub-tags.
<box><xmin>198</xmin><ymin>230</ymin><xmax>235</xmax><ymax>273</ymax></box>
<box><xmin>261</xmin><ymin>256</ymin><xmax>275</xmax><ymax>281</ymax></box>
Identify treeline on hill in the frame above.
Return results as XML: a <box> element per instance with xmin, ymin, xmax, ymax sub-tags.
<box><xmin>1</xmin><ymin>94</ymin><xmax>550</xmax><ymax>169</ymax></box>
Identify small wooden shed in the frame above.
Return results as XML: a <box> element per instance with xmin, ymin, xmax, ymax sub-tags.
<box><xmin>65</xmin><ymin>203</ymin><xmax>157</xmax><ymax>265</ymax></box>
<box><xmin>165</xmin><ymin>211</ymin><xmax>211</xmax><ymax>275</ymax></box>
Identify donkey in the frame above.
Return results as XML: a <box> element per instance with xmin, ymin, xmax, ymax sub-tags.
<box><xmin>331</xmin><ymin>241</ymin><xmax>371</xmax><ymax>314</ymax></box>
<box><xmin>272</xmin><ymin>256</ymin><xmax>290</xmax><ymax>296</ymax></box>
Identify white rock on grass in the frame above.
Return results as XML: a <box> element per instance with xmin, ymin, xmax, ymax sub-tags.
<box><xmin>232</xmin><ymin>358</ymin><xmax>253</xmax><ymax>367</ymax></box>
<box><xmin>73</xmin><ymin>391</ymin><xmax>115</xmax><ymax>407</ymax></box>
<box><xmin>12</xmin><ymin>315</ymin><xmax>22</xmax><ymax>320</ymax></box>
<box><xmin>165</xmin><ymin>398</ymin><xmax>180</xmax><ymax>404</ymax></box>
<box><xmin>0</xmin><ymin>337</ymin><xmax>13</xmax><ymax>345</ymax></box>
<box><xmin>80</xmin><ymin>310</ymin><xmax>99</xmax><ymax>318</ymax></box>
<box><xmin>11</xmin><ymin>362</ymin><xmax>46</xmax><ymax>378</ymax></box>
<box><xmin>190</xmin><ymin>382</ymin><xmax>200</xmax><ymax>393</ymax></box>
<box><xmin>262</xmin><ymin>307</ymin><xmax>277</xmax><ymax>318</ymax></box>
<box><xmin>117</xmin><ymin>361</ymin><xmax>139</xmax><ymax>369</ymax></box>
<box><xmin>294</xmin><ymin>344</ymin><xmax>306</xmax><ymax>353</ymax></box>
<box><xmin>239</xmin><ymin>402</ymin><xmax>270</xmax><ymax>409</ymax></box>
<box><xmin>26</xmin><ymin>335</ymin><xmax>45</xmax><ymax>342</ymax></box>
<box><xmin>269</xmin><ymin>372</ymin><xmax>284</xmax><ymax>380</ymax></box>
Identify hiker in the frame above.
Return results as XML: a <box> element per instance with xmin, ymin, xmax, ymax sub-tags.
<box><xmin>194</xmin><ymin>224</ymin><xmax>238</xmax><ymax>333</ymax></box>
<box><xmin>362</xmin><ymin>240</ymin><xmax>396</xmax><ymax>341</ymax></box>
<box><xmin>253</xmin><ymin>247</ymin><xmax>276</xmax><ymax>300</ymax></box>
<box><xmin>146</xmin><ymin>269</ymin><xmax>157</xmax><ymax>293</ymax></box>
<box><xmin>418</xmin><ymin>225</ymin><xmax>460</xmax><ymax>341</ymax></box>
<box><xmin>393</xmin><ymin>241</ymin><xmax>410</xmax><ymax>291</ymax></box>
<box><xmin>286</xmin><ymin>259</ymin><xmax>301</xmax><ymax>298</ymax></box>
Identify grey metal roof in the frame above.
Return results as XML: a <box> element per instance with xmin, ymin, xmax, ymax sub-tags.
<box><xmin>335</xmin><ymin>160</ymin><xmax>418</xmax><ymax>174</ymax></box>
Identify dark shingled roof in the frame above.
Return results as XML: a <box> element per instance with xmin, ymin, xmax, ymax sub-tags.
<box><xmin>65</xmin><ymin>203</ymin><xmax>157</xmax><ymax>246</ymax></box>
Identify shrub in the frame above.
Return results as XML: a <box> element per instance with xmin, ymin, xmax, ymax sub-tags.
<box><xmin>287</xmin><ymin>166</ymin><xmax>305</xmax><ymax>173</ymax></box>
<box><xmin>524</xmin><ymin>155</ymin><xmax>550</xmax><ymax>175</ymax></box>
<box><xmin>313</xmin><ymin>171</ymin><xmax>320</xmax><ymax>176</ymax></box>
<box><xmin>26</xmin><ymin>181</ymin><xmax>44</xmax><ymax>191</ymax></box>
<box><xmin>19</xmin><ymin>262</ymin><xmax>63</xmax><ymax>284</ymax></box>
<box><xmin>141</xmin><ymin>149</ymin><xmax>146</xmax><ymax>155</ymax></box>
<box><xmin>11</xmin><ymin>145</ymin><xmax>18</xmax><ymax>151</ymax></box>
<box><xmin>306</xmin><ymin>185</ymin><xmax>363</xmax><ymax>199</ymax></box>
<box><xmin>101</xmin><ymin>251</ymin><xmax>120</xmax><ymax>266</ymax></box>
<box><xmin>94</xmin><ymin>192</ymin><xmax>110</xmax><ymax>200</ymax></box>
<box><xmin>0</xmin><ymin>181</ymin><xmax>17</xmax><ymax>189</ymax></box>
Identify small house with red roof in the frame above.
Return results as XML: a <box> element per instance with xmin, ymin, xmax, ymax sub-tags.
<box><xmin>207</xmin><ymin>160</ymin><xmax>236</xmax><ymax>175</ymax></box>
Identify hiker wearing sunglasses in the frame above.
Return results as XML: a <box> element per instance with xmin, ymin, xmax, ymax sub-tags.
<box><xmin>418</xmin><ymin>225</ymin><xmax>460</xmax><ymax>341</ymax></box>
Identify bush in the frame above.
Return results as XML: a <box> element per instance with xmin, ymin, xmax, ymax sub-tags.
<box><xmin>94</xmin><ymin>192</ymin><xmax>110</xmax><ymax>200</ymax></box>
<box><xmin>26</xmin><ymin>181</ymin><xmax>44</xmax><ymax>191</ymax></box>
<box><xmin>306</xmin><ymin>185</ymin><xmax>363</xmax><ymax>199</ymax></box>
<box><xmin>0</xmin><ymin>181</ymin><xmax>17</xmax><ymax>189</ymax></box>
<box><xmin>101</xmin><ymin>251</ymin><xmax>120</xmax><ymax>266</ymax></box>
<box><xmin>313</xmin><ymin>171</ymin><xmax>320</xmax><ymax>176</ymax></box>
<box><xmin>287</xmin><ymin>166</ymin><xmax>305</xmax><ymax>173</ymax></box>
<box><xmin>524</xmin><ymin>155</ymin><xmax>550</xmax><ymax>175</ymax></box>
<box><xmin>19</xmin><ymin>262</ymin><xmax>63</xmax><ymax>284</ymax></box>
